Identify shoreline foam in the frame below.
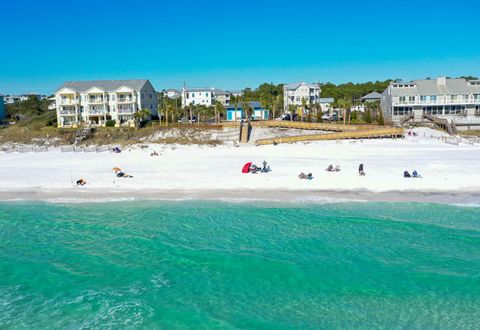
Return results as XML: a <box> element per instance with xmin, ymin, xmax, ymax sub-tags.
<box><xmin>1</xmin><ymin>188</ymin><xmax>479</xmax><ymax>206</ymax></box>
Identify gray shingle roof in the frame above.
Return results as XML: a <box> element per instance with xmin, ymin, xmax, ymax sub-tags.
<box><xmin>56</xmin><ymin>79</ymin><xmax>151</xmax><ymax>93</ymax></box>
<box><xmin>390</xmin><ymin>78</ymin><xmax>480</xmax><ymax>96</ymax></box>
<box><xmin>362</xmin><ymin>92</ymin><xmax>382</xmax><ymax>100</ymax></box>
<box><xmin>183</xmin><ymin>87</ymin><xmax>229</xmax><ymax>95</ymax></box>
<box><xmin>284</xmin><ymin>82</ymin><xmax>320</xmax><ymax>91</ymax></box>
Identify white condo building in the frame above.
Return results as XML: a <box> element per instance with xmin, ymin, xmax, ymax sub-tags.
<box><xmin>381</xmin><ymin>77</ymin><xmax>480</xmax><ymax>122</ymax></box>
<box><xmin>181</xmin><ymin>87</ymin><xmax>231</xmax><ymax>107</ymax></box>
<box><xmin>55</xmin><ymin>79</ymin><xmax>157</xmax><ymax>128</ymax></box>
<box><xmin>283</xmin><ymin>82</ymin><xmax>321</xmax><ymax>111</ymax></box>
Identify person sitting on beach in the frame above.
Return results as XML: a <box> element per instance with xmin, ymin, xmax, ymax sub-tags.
<box><xmin>326</xmin><ymin>164</ymin><xmax>334</xmax><ymax>172</ymax></box>
<box><xmin>249</xmin><ymin>164</ymin><xmax>259</xmax><ymax>174</ymax></box>
<box><xmin>412</xmin><ymin>170</ymin><xmax>422</xmax><ymax>178</ymax></box>
<box><xmin>76</xmin><ymin>178</ymin><xmax>87</xmax><ymax>186</ymax></box>
<box><xmin>298</xmin><ymin>172</ymin><xmax>307</xmax><ymax>179</ymax></box>
<box><xmin>404</xmin><ymin>171</ymin><xmax>411</xmax><ymax>178</ymax></box>
<box><xmin>307</xmin><ymin>173</ymin><xmax>313</xmax><ymax>180</ymax></box>
<box><xmin>261</xmin><ymin>161</ymin><xmax>271</xmax><ymax>173</ymax></box>
<box><xmin>150</xmin><ymin>150</ymin><xmax>159</xmax><ymax>157</ymax></box>
<box><xmin>359</xmin><ymin>164</ymin><xmax>365</xmax><ymax>176</ymax></box>
<box><xmin>112</xmin><ymin>147</ymin><xmax>122</xmax><ymax>153</ymax></box>
<box><xmin>334</xmin><ymin>165</ymin><xmax>341</xmax><ymax>172</ymax></box>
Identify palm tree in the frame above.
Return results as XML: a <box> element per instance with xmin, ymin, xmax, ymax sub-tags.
<box><xmin>134</xmin><ymin>109</ymin><xmax>151</xmax><ymax>126</ymax></box>
<box><xmin>214</xmin><ymin>101</ymin><xmax>224</xmax><ymax>124</ymax></box>
<box><xmin>301</xmin><ymin>97</ymin><xmax>308</xmax><ymax>122</ymax></box>
<box><xmin>288</xmin><ymin>104</ymin><xmax>296</xmax><ymax>122</ymax></box>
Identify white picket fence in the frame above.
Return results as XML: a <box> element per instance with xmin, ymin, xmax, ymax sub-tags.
<box><xmin>0</xmin><ymin>145</ymin><xmax>114</xmax><ymax>153</ymax></box>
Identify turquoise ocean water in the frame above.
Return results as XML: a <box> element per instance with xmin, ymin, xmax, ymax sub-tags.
<box><xmin>0</xmin><ymin>201</ymin><xmax>479</xmax><ymax>329</ymax></box>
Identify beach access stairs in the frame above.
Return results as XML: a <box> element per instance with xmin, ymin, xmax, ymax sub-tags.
<box><xmin>424</xmin><ymin>114</ymin><xmax>458</xmax><ymax>135</ymax></box>
<box><xmin>70</xmin><ymin>126</ymin><xmax>94</xmax><ymax>145</ymax></box>
<box><xmin>239</xmin><ymin>121</ymin><xmax>252</xmax><ymax>143</ymax></box>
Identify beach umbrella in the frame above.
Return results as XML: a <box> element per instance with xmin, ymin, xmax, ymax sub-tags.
<box><xmin>242</xmin><ymin>162</ymin><xmax>252</xmax><ymax>174</ymax></box>
<box><xmin>112</xmin><ymin>167</ymin><xmax>122</xmax><ymax>172</ymax></box>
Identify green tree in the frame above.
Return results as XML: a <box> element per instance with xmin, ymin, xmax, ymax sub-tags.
<box><xmin>364</xmin><ymin>108</ymin><xmax>372</xmax><ymax>123</ymax></box>
<box><xmin>288</xmin><ymin>104</ymin><xmax>297</xmax><ymax>121</ymax></box>
<box><xmin>214</xmin><ymin>102</ymin><xmax>224</xmax><ymax>123</ymax></box>
<box><xmin>301</xmin><ymin>98</ymin><xmax>308</xmax><ymax>122</ymax></box>
<box><xmin>134</xmin><ymin>109</ymin><xmax>151</xmax><ymax>126</ymax></box>
<box><xmin>377</xmin><ymin>109</ymin><xmax>385</xmax><ymax>125</ymax></box>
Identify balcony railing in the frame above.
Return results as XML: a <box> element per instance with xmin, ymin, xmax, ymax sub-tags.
<box><xmin>88</xmin><ymin>98</ymin><xmax>105</xmax><ymax>104</ymax></box>
<box><xmin>59</xmin><ymin>100</ymin><xmax>78</xmax><ymax>105</ymax></box>
<box><xmin>396</xmin><ymin>99</ymin><xmax>478</xmax><ymax>105</ymax></box>
<box><xmin>59</xmin><ymin>110</ymin><xmax>76</xmax><ymax>115</ymax></box>
<box><xmin>88</xmin><ymin>109</ymin><xmax>108</xmax><ymax>115</ymax></box>
<box><xmin>117</xmin><ymin>98</ymin><xmax>134</xmax><ymax>103</ymax></box>
<box><xmin>117</xmin><ymin>108</ymin><xmax>135</xmax><ymax>114</ymax></box>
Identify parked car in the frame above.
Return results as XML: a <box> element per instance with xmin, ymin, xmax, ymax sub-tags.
<box><xmin>178</xmin><ymin>116</ymin><xmax>197</xmax><ymax>124</ymax></box>
<box><xmin>277</xmin><ymin>113</ymin><xmax>299</xmax><ymax>121</ymax></box>
<box><xmin>322</xmin><ymin>112</ymin><xmax>342</xmax><ymax>122</ymax></box>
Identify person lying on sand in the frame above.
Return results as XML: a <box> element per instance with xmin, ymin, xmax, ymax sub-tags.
<box><xmin>76</xmin><ymin>179</ymin><xmax>87</xmax><ymax>186</ymax></box>
<box><xmin>150</xmin><ymin>151</ymin><xmax>159</xmax><ymax>157</ymax></box>
<box><xmin>115</xmin><ymin>171</ymin><xmax>133</xmax><ymax>178</ymax></box>
<box><xmin>298</xmin><ymin>172</ymin><xmax>313</xmax><ymax>180</ymax></box>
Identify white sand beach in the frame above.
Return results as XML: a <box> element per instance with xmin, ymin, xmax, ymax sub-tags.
<box><xmin>1</xmin><ymin>128</ymin><xmax>480</xmax><ymax>203</ymax></box>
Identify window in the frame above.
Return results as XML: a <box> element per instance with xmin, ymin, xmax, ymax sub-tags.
<box><xmin>186</xmin><ymin>93</ymin><xmax>189</xmax><ymax>98</ymax></box>
<box><xmin>192</xmin><ymin>93</ymin><xmax>195</xmax><ymax>97</ymax></box>
<box><xmin>112</xmin><ymin>94</ymin><xmax>116</xmax><ymax>101</ymax></box>
<box><xmin>393</xmin><ymin>106</ymin><xmax>413</xmax><ymax>116</ymax></box>
<box><xmin>399</xmin><ymin>96</ymin><xmax>406</xmax><ymax>103</ymax></box>
<box><xmin>420</xmin><ymin>96</ymin><xmax>427</xmax><ymax>102</ymax></box>
<box><xmin>409</xmin><ymin>96</ymin><xmax>415</xmax><ymax>102</ymax></box>
<box><xmin>450</xmin><ymin>95</ymin><xmax>458</xmax><ymax>101</ymax></box>
<box><xmin>430</xmin><ymin>95</ymin><xmax>437</xmax><ymax>102</ymax></box>
<box><xmin>150</xmin><ymin>94</ymin><xmax>152</xmax><ymax>99</ymax></box>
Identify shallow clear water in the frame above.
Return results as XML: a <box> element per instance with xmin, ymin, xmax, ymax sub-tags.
<box><xmin>0</xmin><ymin>201</ymin><xmax>479</xmax><ymax>329</ymax></box>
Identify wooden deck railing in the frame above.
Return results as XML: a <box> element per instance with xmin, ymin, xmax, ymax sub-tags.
<box><xmin>255</xmin><ymin>127</ymin><xmax>404</xmax><ymax>145</ymax></box>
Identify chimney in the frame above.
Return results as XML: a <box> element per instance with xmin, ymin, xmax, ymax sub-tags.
<box><xmin>437</xmin><ymin>77</ymin><xmax>447</xmax><ymax>85</ymax></box>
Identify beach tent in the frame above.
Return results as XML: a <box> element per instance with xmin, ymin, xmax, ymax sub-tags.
<box><xmin>242</xmin><ymin>162</ymin><xmax>252</xmax><ymax>174</ymax></box>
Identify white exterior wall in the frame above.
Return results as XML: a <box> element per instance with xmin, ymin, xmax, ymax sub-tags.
<box><xmin>182</xmin><ymin>89</ymin><xmax>214</xmax><ymax>107</ymax></box>
<box><xmin>55</xmin><ymin>81</ymin><xmax>158</xmax><ymax>127</ymax></box>
<box><xmin>283</xmin><ymin>83</ymin><xmax>321</xmax><ymax>111</ymax></box>
<box><xmin>381</xmin><ymin>80</ymin><xmax>480</xmax><ymax>122</ymax></box>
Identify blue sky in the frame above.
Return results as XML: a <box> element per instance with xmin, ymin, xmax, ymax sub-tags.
<box><xmin>1</xmin><ymin>0</ymin><xmax>479</xmax><ymax>94</ymax></box>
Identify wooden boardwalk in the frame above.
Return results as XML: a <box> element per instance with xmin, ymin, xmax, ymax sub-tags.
<box><xmin>255</xmin><ymin>127</ymin><xmax>404</xmax><ymax>145</ymax></box>
<box><xmin>260</xmin><ymin>120</ymin><xmax>379</xmax><ymax>132</ymax></box>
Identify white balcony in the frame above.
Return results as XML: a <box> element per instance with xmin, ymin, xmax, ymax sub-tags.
<box><xmin>88</xmin><ymin>109</ymin><xmax>108</xmax><ymax>115</ymax></box>
<box><xmin>117</xmin><ymin>108</ymin><xmax>135</xmax><ymax>114</ymax></box>
<box><xmin>117</xmin><ymin>97</ymin><xmax>135</xmax><ymax>103</ymax></box>
<box><xmin>59</xmin><ymin>99</ymin><xmax>78</xmax><ymax>106</ymax></box>
<box><xmin>59</xmin><ymin>109</ymin><xmax>76</xmax><ymax>115</ymax></box>
<box><xmin>87</xmin><ymin>98</ymin><xmax>105</xmax><ymax>104</ymax></box>
<box><xmin>395</xmin><ymin>99</ymin><xmax>480</xmax><ymax>106</ymax></box>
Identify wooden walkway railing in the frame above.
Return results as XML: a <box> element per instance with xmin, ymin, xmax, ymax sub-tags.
<box><xmin>260</xmin><ymin>120</ymin><xmax>379</xmax><ymax>131</ymax></box>
<box><xmin>255</xmin><ymin>127</ymin><xmax>404</xmax><ymax>145</ymax></box>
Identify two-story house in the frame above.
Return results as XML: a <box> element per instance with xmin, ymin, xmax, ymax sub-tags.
<box><xmin>381</xmin><ymin>77</ymin><xmax>480</xmax><ymax>122</ymax></box>
<box><xmin>283</xmin><ymin>82</ymin><xmax>321</xmax><ymax>111</ymax></box>
<box><xmin>181</xmin><ymin>87</ymin><xmax>231</xmax><ymax>107</ymax></box>
<box><xmin>55</xmin><ymin>79</ymin><xmax>157</xmax><ymax>128</ymax></box>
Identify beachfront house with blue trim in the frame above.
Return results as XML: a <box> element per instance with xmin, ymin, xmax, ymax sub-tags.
<box><xmin>226</xmin><ymin>101</ymin><xmax>269</xmax><ymax>121</ymax></box>
<box><xmin>0</xmin><ymin>94</ymin><xmax>6</xmax><ymax>122</ymax></box>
